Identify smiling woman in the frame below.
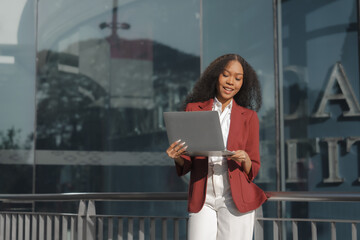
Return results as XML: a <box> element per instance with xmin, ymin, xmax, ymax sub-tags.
<box><xmin>182</xmin><ymin>54</ymin><xmax>262</xmax><ymax>112</ymax></box>
<box><xmin>166</xmin><ymin>53</ymin><xmax>266</xmax><ymax>240</ymax></box>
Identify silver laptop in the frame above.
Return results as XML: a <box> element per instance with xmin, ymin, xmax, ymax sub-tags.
<box><xmin>163</xmin><ymin>111</ymin><xmax>234</xmax><ymax>156</ymax></box>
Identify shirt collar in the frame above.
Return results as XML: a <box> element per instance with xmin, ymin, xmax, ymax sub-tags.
<box><xmin>214</xmin><ymin>97</ymin><xmax>233</xmax><ymax>111</ymax></box>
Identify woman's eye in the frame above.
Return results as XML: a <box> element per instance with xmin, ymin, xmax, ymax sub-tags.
<box><xmin>236</xmin><ymin>78</ymin><xmax>241</xmax><ymax>81</ymax></box>
<box><xmin>222</xmin><ymin>73</ymin><xmax>228</xmax><ymax>77</ymax></box>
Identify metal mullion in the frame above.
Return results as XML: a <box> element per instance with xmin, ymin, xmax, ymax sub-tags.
<box><xmin>150</xmin><ymin>218</ymin><xmax>155</xmax><ymax>240</ymax></box>
<box><xmin>331</xmin><ymin>222</ymin><xmax>336</xmax><ymax>240</ymax></box>
<box><xmin>139</xmin><ymin>218</ymin><xmax>144</xmax><ymax>240</ymax></box>
<box><xmin>127</xmin><ymin>218</ymin><xmax>133</xmax><ymax>240</ymax></box>
<box><xmin>70</xmin><ymin>217</ymin><xmax>75</xmax><ymax>240</ymax></box>
<box><xmin>273</xmin><ymin>220</ymin><xmax>280</xmax><ymax>240</ymax></box>
<box><xmin>18</xmin><ymin>214</ymin><xmax>24</xmax><ymax>240</ymax></box>
<box><xmin>186</xmin><ymin>218</ymin><xmax>189</xmax><ymax>240</ymax></box>
<box><xmin>162</xmin><ymin>218</ymin><xmax>167</xmax><ymax>240</ymax></box>
<box><xmin>352</xmin><ymin>223</ymin><xmax>357</xmax><ymax>240</ymax></box>
<box><xmin>292</xmin><ymin>221</ymin><xmax>298</xmax><ymax>240</ymax></box>
<box><xmin>108</xmin><ymin>217</ymin><xmax>113</xmax><ymax>240</ymax></box>
<box><xmin>24</xmin><ymin>215</ymin><xmax>30</xmax><ymax>240</ymax></box>
<box><xmin>54</xmin><ymin>216</ymin><xmax>59</xmax><ymax>240</ymax></box>
<box><xmin>97</xmin><ymin>218</ymin><xmax>103</xmax><ymax>240</ymax></box>
<box><xmin>46</xmin><ymin>215</ymin><xmax>52</xmax><ymax>240</ymax></box>
<box><xmin>311</xmin><ymin>222</ymin><xmax>317</xmax><ymax>240</ymax></box>
<box><xmin>0</xmin><ymin>214</ymin><xmax>4</xmax><ymax>240</ymax></box>
<box><xmin>5</xmin><ymin>214</ymin><xmax>10</xmax><ymax>240</ymax></box>
<box><xmin>272</xmin><ymin>3</ymin><xmax>286</xmax><ymax>240</ymax></box>
<box><xmin>173</xmin><ymin>218</ymin><xmax>179</xmax><ymax>240</ymax></box>
<box><xmin>38</xmin><ymin>215</ymin><xmax>44</xmax><ymax>240</ymax></box>
<box><xmin>357</xmin><ymin>0</ymin><xmax>360</xmax><ymax>79</ymax></box>
<box><xmin>117</xmin><ymin>218</ymin><xmax>123</xmax><ymax>240</ymax></box>
<box><xmin>31</xmin><ymin>215</ymin><xmax>37</xmax><ymax>240</ymax></box>
<box><xmin>61</xmin><ymin>216</ymin><xmax>67</xmax><ymax>240</ymax></box>
<box><xmin>11</xmin><ymin>214</ymin><xmax>16</xmax><ymax>240</ymax></box>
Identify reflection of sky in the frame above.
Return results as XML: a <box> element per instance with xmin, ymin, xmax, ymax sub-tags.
<box><xmin>0</xmin><ymin>0</ymin><xmax>36</xmax><ymax>145</ymax></box>
<box><xmin>306</xmin><ymin>0</ymin><xmax>355</xmax><ymax>32</ymax></box>
<box><xmin>305</xmin><ymin>0</ymin><xmax>357</xmax><ymax>90</ymax></box>
<box><xmin>0</xmin><ymin>0</ymin><xmax>27</xmax><ymax>64</ymax></box>
<box><xmin>0</xmin><ymin>0</ymin><xmax>27</xmax><ymax>44</ymax></box>
<box><xmin>38</xmin><ymin>0</ymin><xmax>200</xmax><ymax>55</ymax></box>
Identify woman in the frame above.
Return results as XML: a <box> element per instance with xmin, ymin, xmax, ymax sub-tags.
<box><xmin>166</xmin><ymin>54</ymin><xmax>267</xmax><ymax>240</ymax></box>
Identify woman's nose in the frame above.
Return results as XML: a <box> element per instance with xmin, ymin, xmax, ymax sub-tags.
<box><xmin>226</xmin><ymin>77</ymin><xmax>234</xmax><ymax>85</ymax></box>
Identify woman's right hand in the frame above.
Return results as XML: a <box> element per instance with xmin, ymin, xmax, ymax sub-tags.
<box><xmin>166</xmin><ymin>140</ymin><xmax>188</xmax><ymax>166</ymax></box>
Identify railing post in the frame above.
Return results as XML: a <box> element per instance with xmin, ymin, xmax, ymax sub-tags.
<box><xmin>331</xmin><ymin>222</ymin><xmax>336</xmax><ymax>240</ymax></box>
<box><xmin>128</xmin><ymin>218</ymin><xmax>134</xmax><ymax>240</ymax></box>
<box><xmin>77</xmin><ymin>200</ymin><xmax>86</xmax><ymax>240</ymax></box>
<box><xmin>162</xmin><ymin>218</ymin><xmax>167</xmax><ymax>240</ymax></box>
<box><xmin>254</xmin><ymin>206</ymin><xmax>264</xmax><ymax>240</ymax></box>
<box><xmin>86</xmin><ymin>200</ymin><xmax>96</xmax><ymax>240</ymax></box>
<box><xmin>139</xmin><ymin>218</ymin><xmax>144</xmax><ymax>240</ymax></box>
<box><xmin>311</xmin><ymin>221</ymin><xmax>317</xmax><ymax>240</ymax></box>
<box><xmin>0</xmin><ymin>214</ymin><xmax>4</xmax><ymax>240</ymax></box>
<box><xmin>150</xmin><ymin>218</ymin><xmax>155</xmax><ymax>240</ymax></box>
<box><xmin>352</xmin><ymin>223</ymin><xmax>357</xmax><ymax>240</ymax></box>
<box><xmin>273</xmin><ymin>220</ymin><xmax>280</xmax><ymax>240</ymax></box>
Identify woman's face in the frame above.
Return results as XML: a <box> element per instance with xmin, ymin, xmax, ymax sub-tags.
<box><xmin>216</xmin><ymin>60</ymin><xmax>244</xmax><ymax>104</ymax></box>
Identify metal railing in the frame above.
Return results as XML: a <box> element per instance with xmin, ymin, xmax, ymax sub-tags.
<box><xmin>0</xmin><ymin>192</ymin><xmax>359</xmax><ymax>240</ymax></box>
<box><xmin>256</xmin><ymin>192</ymin><xmax>360</xmax><ymax>240</ymax></box>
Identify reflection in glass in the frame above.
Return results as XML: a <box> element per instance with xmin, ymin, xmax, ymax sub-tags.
<box><xmin>37</xmin><ymin>0</ymin><xmax>200</xmax><ymax>152</ymax></box>
<box><xmin>0</xmin><ymin>0</ymin><xmax>36</xmax><ymax>195</ymax></box>
<box><xmin>281</xmin><ymin>1</ymin><xmax>359</xmax><ymax>239</ymax></box>
<box><xmin>36</xmin><ymin>0</ymin><xmax>200</xmax><ymax>221</ymax></box>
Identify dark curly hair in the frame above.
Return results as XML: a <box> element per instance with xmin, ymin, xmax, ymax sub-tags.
<box><xmin>183</xmin><ymin>54</ymin><xmax>262</xmax><ymax>111</ymax></box>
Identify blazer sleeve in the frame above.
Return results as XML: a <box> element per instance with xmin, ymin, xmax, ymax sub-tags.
<box><xmin>243</xmin><ymin>111</ymin><xmax>261</xmax><ymax>182</ymax></box>
<box><xmin>174</xmin><ymin>103</ymin><xmax>193</xmax><ymax>176</ymax></box>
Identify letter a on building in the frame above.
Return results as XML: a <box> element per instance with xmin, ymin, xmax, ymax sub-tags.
<box><xmin>313</xmin><ymin>62</ymin><xmax>360</xmax><ymax>118</ymax></box>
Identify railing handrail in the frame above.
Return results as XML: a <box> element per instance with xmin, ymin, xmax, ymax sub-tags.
<box><xmin>0</xmin><ymin>191</ymin><xmax>360</xmax><ymax>202</ymax></box>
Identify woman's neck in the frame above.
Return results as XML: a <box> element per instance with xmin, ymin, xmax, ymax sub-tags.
<box><xmin>216</xmin><ymin>97</ymin><xmax>232</xmax><ymax>112</ymax></box>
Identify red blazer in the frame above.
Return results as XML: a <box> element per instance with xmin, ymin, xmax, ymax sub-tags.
<box><xmin>175</xmin><ymin>99</ymin><xmax>267</xmax><ymax>213</ymax></box>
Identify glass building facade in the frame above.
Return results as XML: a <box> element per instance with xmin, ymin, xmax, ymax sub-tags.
<box><xmin>0</xmin><ymin>0</ymin><xmax>359</xmax><ymax>239</ymax></box>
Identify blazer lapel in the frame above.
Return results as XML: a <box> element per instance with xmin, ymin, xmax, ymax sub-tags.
<box><xmin>196</xmin><ymin>99</ymin><xmax>214</xmax><ymax>111</ymax></box>
<box><xmin>227</xmin><ymin>102</ymin><xmax>246</xmax><ymax>151</ymax></box>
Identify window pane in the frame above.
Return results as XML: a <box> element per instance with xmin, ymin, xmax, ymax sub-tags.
<box><xmin>281</xmin><ymin>1</ymin><xmax>359</xmax><ymax>239</ymax></box>
<box><xmin>36</xmin><ymin>0</ymin><xmax>200</xmax><ymax>219</ymax></box>
<box><xmin>0</xmin><ymin>0</ymin><xmax>35</xmax><ymax>194</ymax></box>
<box><xmin>202</xmin><ymin>0</ymin><xmax>277</xmax><ymax>234</ymax></box>
<box><xmin>202</xmin><ymin>0</ymin><xmax>277</xmax><ymax>191</ymax></box>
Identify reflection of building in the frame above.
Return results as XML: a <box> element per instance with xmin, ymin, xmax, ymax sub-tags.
<box><xmin>36</xmin><ymin>35</ymin><xmax>199</xmax><ymax>151</ymax></box>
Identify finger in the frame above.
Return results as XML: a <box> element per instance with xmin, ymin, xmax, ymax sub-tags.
<box><xmin>170</xmin><ymin>139</ymin><xmax>182</xmax><ymax>148</ymax></box>
<box><xmin>166</xmin><ymin>140</ymin><xmax>181</xmax><ymax>153</ymax></box>
<box><xmin>176</xmin><ymin>145</ymin><xmax>188</xmax><ymax>155</ymax></box>
<box><xmin>173</xmin><ymin>141</ymin><xmax>186</xmax><ymax>152</ymax></box>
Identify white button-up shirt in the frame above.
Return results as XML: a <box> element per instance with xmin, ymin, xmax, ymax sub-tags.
<box><xmin>209</xmin><ymin>97</ymin><xmax>232</xmax><ymax>164</ymax></box>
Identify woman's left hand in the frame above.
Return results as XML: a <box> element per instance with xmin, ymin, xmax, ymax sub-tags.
<box><xmin>230</xmin><ymin>150</ymin><xmax>252</xmax><ymax>175</ymax></box>
<box><xmin>230</xmin><ymin>150</ymin><xmax>250</xmax><ymax>164</ymax></box>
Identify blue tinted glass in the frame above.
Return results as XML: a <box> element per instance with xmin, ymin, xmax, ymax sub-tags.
<box><xmin>202</xmin><ymin>0</ymin><xmax>277</xmax><ymax>191</ymax></box>
<box><xmin>0</xmin><ymin>0</ymin><xmax>36</xmax><ymax>194</ymax></box>
<box><xmin>35</xmin><ymin>0</ymin><xmax>200</xmax><ymax>220</ymax></box>
<box><xmin>281</xmin><ymin>1</ymin><xmax>359</xmax><ymax>239</ymax></box>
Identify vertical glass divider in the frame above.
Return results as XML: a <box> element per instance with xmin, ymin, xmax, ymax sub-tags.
<box><xmin>357</xmin><ymin>0</ymin><xmax>360</xmax><ymax>79</ymax></box>
<box><xmin>32</xmin><ymin>0</ymin><xmax>40</xmax><ymax>212</ymax></box>
<box><xmin>273</xmin><ymin>0</ymin><xmax>286</xmax><ymax>238</ymax></box>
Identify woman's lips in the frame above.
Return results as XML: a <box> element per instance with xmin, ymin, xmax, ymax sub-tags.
<box><xmin>223</xmin><ymin>86</ymin><xmax>234</xmax><ymax>94</ymax></box>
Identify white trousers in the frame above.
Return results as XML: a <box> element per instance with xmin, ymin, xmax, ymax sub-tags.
<box><xmin>188</xmin><ymin>160</ymin><xmax>255</xmax><ymax>240</ymax></box>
